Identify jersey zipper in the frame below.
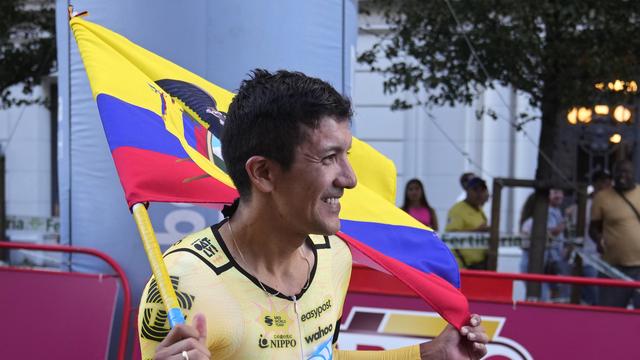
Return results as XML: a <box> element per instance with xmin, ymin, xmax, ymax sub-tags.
<box><xmin>292</xmin><ymin>295</ymin><xmax>305</xmax><ymax>360</ymax></box>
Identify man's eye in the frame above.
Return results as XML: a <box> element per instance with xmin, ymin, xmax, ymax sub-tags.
<box><xmin>322</xmin><ymin>154</ymin><xmax>336</xmax><ymax>163</ymax></box>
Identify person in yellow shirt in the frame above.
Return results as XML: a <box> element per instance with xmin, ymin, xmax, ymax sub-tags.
<box><xmin>590</xmin><ymin>160</ymin><xmax>640</xmax><ymax>308</ymax></box>
<box><xmin>445</xmin><ymin>177</ymin><xmax>490</xmax><ymax>269</ymax></box>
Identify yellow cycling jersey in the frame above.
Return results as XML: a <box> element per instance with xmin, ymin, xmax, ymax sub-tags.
<box><xmin>138</xmin><ymin>219</ymin><xmax>352</xmax><ymax>360</ymax></box>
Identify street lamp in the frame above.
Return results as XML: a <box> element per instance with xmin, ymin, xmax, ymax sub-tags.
<box><xmin>567</xmin><ymin>79</ymin><xmax>637</xmax><ymax>126</ymax></box>
<box><xmin>613</xmin><ymin>105</ymin><xmax>632</xmax><ymax>123</ymax></box>
<box><xmin>567</xmin><ymin>107</ymin><xmax>593</xmax><ymax>124</ymax></box>
<box><xmin>566</xmin><ymin>79</ymin><xmax>638</xmax><ymax>180</ymax></box>
<box><xmin>594</xmin><ymin>105</ymin><xmax>609</xmax><ymax>115</ymax></box>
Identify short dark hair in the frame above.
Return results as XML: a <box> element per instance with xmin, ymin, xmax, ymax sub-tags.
<box><xmin>592</xmin><ymin>169</ymin><xmax>611</xmax><ymax>183</ymax></box>
<box><xmin>222</xmin><ymin>69</ymin><xmax>353</xmax><ymax>198</ymax></box>
<box><xmin>466</xmin><ymin>177</ymin><xmax>487</xmax><ymax>190</ymax></box>
<box><xmin>460</xmin><ymin>172</ymin><xmax>475</xmax><ymax>189</ymax></box>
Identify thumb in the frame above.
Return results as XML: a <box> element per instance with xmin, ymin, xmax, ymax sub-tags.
<box><xmin>193</xmin><ymin>313</ymin><xmax>208</xmax><ymax>344</ymax></box>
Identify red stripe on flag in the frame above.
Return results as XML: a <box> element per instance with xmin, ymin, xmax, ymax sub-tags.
<box><xmin>112</xmin><ymin>146</ymin><xmax>238</xmax><ymax>208</ymax></box>
<box><xmin>336</xmin><ymin>231</ymin><xmax>470</xmax><ymax>329</ymax></box>
<box><xmin>194</xmin><ymin>124</ymin><xmax>209</xmax><ymax>158</ymax></box>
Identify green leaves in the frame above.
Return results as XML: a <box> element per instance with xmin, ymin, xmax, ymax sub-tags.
<box><xmin>0</xmin><ymin>0</ymin><xmax>56</xmax><ymax>109</ymax></box>
<box><xmin>359</xmin><ymin>0</ymin><xmax>640</xmax><ymax>111</ymax></box>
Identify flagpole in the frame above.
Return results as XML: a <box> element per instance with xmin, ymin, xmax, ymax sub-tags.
<box><xmin>132</xmin><ymin>203</ymin><xmax>185</xmax><ymax>327</ymax></box>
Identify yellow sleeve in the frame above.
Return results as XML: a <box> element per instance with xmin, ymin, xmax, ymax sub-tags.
<box><xmin>334</xmin><ymin>345</ymin><xmax>421</xmax><ymax>359</ymax></box>
<box><xmin>445</xmin><ymin>204</ymin><xmax>465</xmax><ymax>232</ymax></box>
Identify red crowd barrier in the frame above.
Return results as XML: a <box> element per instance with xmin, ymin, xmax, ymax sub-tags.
<box><xmin>344</xmin><ymin>264</ymin><xmax>640</xmax><ymax>359</ymax></box>
<box><xmin>0</xmin><ymin>241</ymin><xmax>132</xmax><ymax>360</ymax></box>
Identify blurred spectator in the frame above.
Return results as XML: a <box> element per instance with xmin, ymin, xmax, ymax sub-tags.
<box><xmin>590</xmin><ymin>160</ymin><xmax>640</xmax><ymax>308</ymax></box>
<box><xmin>446</xmin><ymin>177</ymin><xmax>490</xmax><ymax>269</ymax></box>
<box><xmin>546</xmin><ymin>189</ymin><xmax>571</xmax><ymax>302</ymax></box>
<box><xmin>455</xmin><ymin>172</ymin><xmax>476</xmax><ymax>202</ymax></box>
<box><xmin>579</xmin><ymin>170</ymin><xmax>612</xmax><ymax>305</ymax></box>
<box><xmin>446</xmin><ymin>177</ymin><xmax>489</xmax><ymax>232</ymax></box>
<box><xmin>401</xmin><ymin>178</ymin><xmax>439</xmax><ymax>230</ymax></box>
<box><xmin>518</xmin><ymin>192</ymin><xmax>536</xmax><ymax>255</ymax></box>
<box><xmin>519</xmin><ymin>189</ymin><xmax>571</xmax><ymax>302</ymax></box>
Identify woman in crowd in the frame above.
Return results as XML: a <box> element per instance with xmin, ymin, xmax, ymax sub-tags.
<box><xmin>402</xmin><ymin>178</ymin><xmax>439</xmax><ymax>231</ymax></box>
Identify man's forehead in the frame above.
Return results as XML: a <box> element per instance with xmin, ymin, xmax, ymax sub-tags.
<box><xmin>300</xmin><ymin>118</ymin><xmax>352</xmax><ymax>147</ymax></box>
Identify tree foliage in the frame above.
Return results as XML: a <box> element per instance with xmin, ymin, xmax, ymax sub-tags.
<box><xmin>360</xmin><ymin>0</ymin><xmax>640</xmax><ymax>278</ymax></box>
<box><xmin>0</xmin><ymin>0</ymin><xmax>56</xmax><ymax>109</ymax></box>
<box><xmin>359</xmin><ymin>0</ymin><xmax>640</xmax><ymax>114</ymax></box>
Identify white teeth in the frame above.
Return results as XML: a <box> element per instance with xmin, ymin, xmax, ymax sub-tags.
<box><xmin>324</xmin><ymin>197</ymin><xmax>339</xmax><ymax>205</ymax></box>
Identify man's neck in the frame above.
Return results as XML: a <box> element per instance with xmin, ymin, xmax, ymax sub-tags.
<box><xmin>464</xmin><ymin>198</ymin><xmax>479</xmax><ymax>210</ymax></box>
<box><xmin>221</xmin><ymin>200</ymin><xmax>309</xmax><ymax>275</ymax></box>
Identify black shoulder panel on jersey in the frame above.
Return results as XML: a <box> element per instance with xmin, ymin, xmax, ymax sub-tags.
<box><xmin>165</xmin><ymin>248</ymin><xmax>233</xmax><ymax>275</ymax></box>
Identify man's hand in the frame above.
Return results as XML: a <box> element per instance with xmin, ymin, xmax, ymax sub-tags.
<box><xmin>474</xmin><ymin>222</ymin><xmax>490</xmax><ymax>232</ymax></box>
<box><xmin>549</xmin><ymin>222</ymin><xmax>565</xmax><ymax>237</ymax></box>
<box><xmin>154</xmin><ymin>313</ymin><xmax>210</xmax><ymax>360</ymax></box>
<box><xmin>419</xmin><ymin>314</ymin><xmax>488</xmax><ymax>359</ymax></box>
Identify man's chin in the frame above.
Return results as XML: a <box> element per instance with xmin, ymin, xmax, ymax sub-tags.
<box><xmin>315</xmin><ymin>220</ymin><xmax>341</xmax><ymax>236</ymax></box>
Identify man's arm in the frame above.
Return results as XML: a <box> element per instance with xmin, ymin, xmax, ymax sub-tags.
<box><xmin>589</xmin><ymin>220</ymin><xmax>604</xmax><ymax>253</ymax></box>
<box><xmin>549</xmin><ymin>222</ymin><xmax>565</xmax><ymax>237</ymax></box>
<box><xmin>472</xmin><ymin>222</ymin><xmax>490</xmax><ymax>232</ymax></box>
<box><xmin>334</xmin><ymin>314</ymin><xmax>488</xmax><ymax>360</ymax></box>
<box><xmin>444</xmin><ymin>211</ymin><xmax>465</xmax><ymax>232</ymax></box>
<box><xmin>589</xmin><ymin>193</ymin><xmax>605</xmax><ymax>253</ymax></box>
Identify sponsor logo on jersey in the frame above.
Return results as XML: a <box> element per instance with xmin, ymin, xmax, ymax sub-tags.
<box><xmin>257</xmin><ymin>303</ymin><xmax>292</xmax><ymax>333</ymax></box>
<box><xmin>264</xmin><ymin>314</ymin><xmax>287</xmax><ymax>328</ymax></box>
<box><xmin>304</xmin><ymin>323</ymin><xmax>334</xmax><ymax>344</ymax></box>
<box><xmin>301</xmin><ymin>299</ymin><xmax>331</xmax><ymax>322</ymax></box>
<box><xmin>258</xmin><ymin>334</ymin><xmax>297</xmax><ymax>349</ymax></box>
<box><xmin>191</xmin><ymin>237</ymin><xmax>218</xmax><ymax>258</ymax></box>
<box><xmin>140</xmin><ymin>276</ymin><xmax>195</xmax><ymax>342</ymax></box>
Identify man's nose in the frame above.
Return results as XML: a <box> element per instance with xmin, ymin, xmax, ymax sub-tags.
<box><xmin>337</xmin><ymin>159</ymin><xmax>357</xmax><ymax>189</ymax></box>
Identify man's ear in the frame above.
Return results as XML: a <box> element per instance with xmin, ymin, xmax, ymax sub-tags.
<box><xmin>245</xmin><ymin>156</ymin><xmax>276</xmax><ymax>193</ymax></box>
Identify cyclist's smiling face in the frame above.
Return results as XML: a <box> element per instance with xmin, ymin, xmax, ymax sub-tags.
<box><xmin>271</xmin><ymin>117</ymin><xmax>357</xmax><ymax>236</ymax></box>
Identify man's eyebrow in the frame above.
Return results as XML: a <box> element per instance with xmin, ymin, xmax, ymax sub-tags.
<box><xmin>321</xmin><ymin>145</ymin><xmax>348</xmax><ymax>154</ymax></box>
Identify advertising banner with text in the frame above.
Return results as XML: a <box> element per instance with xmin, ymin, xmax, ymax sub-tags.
<box><xmin>340</xmin><ymin>291</ymin><xmax>639</xmax><ymax>359</ymax></box>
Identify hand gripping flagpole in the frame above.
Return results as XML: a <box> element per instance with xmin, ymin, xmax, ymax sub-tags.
<box><xmin>132</xmin><ymin>203</ymin><xmax>185</xmax><ymax>327</ymax></box>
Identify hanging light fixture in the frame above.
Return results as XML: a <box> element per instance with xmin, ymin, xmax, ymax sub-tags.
<box><xmin>609</xmin><ymin>133</ymin><xmax>622</xmax><ymax>144</ymax></box>
<box><xmin>594</xmin><ymin>105</ymin><xmax>609</xmax><ymax>115</ymax></box>
<box><xmin>567</xmin><ymin>107</ymin><xmax>578</xmax><ymax>124</ymax></box>
<box><xmin>577</xmin><ymin>107</ymin><xmax>592</xmax><ymax>123</ymax></box>
<box><xmin>613</xmin><ymin>105</ymin><xmax>632</xmax><ymax>123</ymax></box>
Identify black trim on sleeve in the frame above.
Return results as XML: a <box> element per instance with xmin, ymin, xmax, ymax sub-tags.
<box><xmin>332</xmin><ymin>317</ymin><xmax>342</xmax><ymax>345</ymax></box>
